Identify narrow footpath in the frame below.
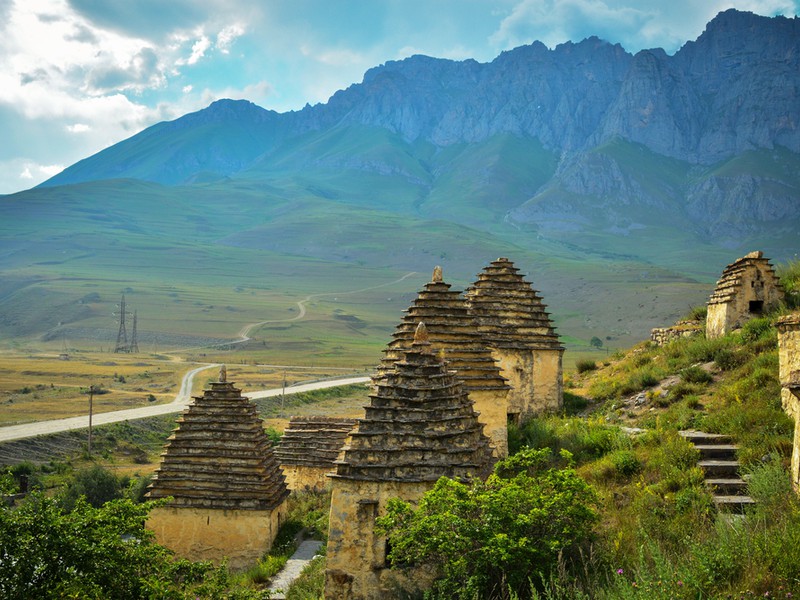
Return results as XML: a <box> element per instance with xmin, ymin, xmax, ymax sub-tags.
<box><xmin>267</xmin><ymin>540</ymin><xmax>324</xmax><ymax>599</ymax></box>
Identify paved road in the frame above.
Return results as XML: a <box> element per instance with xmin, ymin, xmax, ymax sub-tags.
<box><xmin>0</xmin><ymin>368</ymin><xmax>370</xmax><ymax>443</ymax></box>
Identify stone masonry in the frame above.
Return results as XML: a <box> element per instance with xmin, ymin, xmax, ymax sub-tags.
<box><xmin>377</xmin><ymin>267</ymin><xmax>510</xmax><ymax>456</ymax></box>
<box><xmin>777</xmin><ymin>313</ymin><xmax>800</xmax><ymax>490</ymax></box>
<box><xmin>275</xmin><ymin>416</ymin><xmax>357</xmax><ymax>492</ymax></box>
<box><xmin>650</xmin><ymin>320</ymin><xmax>703</xmax><ymax>346</ymax></box>
<box><xmin>146</xmin><ymin>367</ymin><xmax>289</xmax><ymax>568</ymax></box>
<box><xmin>465</xmin><ymin>257</ymin><xmax>564</xmax><ymax>419</ymax></box>
<box><xmin>325</xmin><ymin>323</ymin><xmax>494</xmax><ymax>600</ymax></box>
<box><xmin>706</xmin><ymin>251</ymin><xmax>784</xmax><ymax>339</ymax></box>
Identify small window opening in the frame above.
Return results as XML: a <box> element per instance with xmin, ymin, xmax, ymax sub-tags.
<box><xmin>749</xmin><ymin>300</ymin><xmax>764</xmax><ymax>314</ymax></box>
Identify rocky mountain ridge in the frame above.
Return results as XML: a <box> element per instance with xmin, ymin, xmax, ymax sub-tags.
<box><xmin>37</xmin><ymin>9</ymin><xmax>800</xmax><ymax>247</ymax></box>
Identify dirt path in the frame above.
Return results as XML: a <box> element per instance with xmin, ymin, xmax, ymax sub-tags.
<box><xmin>233</xmin><ymin>271</ymin><xmax>417</xmax><ymax>344</ymax></box>
<box><xmin>267</xmin><ymin>540</ymin><xmax>324</xmax><ymax>598</ymax></box>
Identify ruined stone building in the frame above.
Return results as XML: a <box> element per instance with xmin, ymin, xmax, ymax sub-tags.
<box><xmin>275</xmin><ymin>416</ymin><xmax>357</xmax><ymax>492</ymax></box>
<box><xmin>377</xmin><ymin>266</ymin><xmax>511</xmax><ymax>455</ymax></box>
<box><xmin>146</xmin><ymin>368</ymin><xmax>289</xmax><ymax>569</ymax></box>
<box><xmin>707</xmin><ymin>251</ymin><xmax>784</xmax><ymax>339</ymax></box>
<box><xmin>778</xmin><ymin>313</ymin><xmax>800</xmax><ymax>490</ymax></box>
<box><xmin>465</xmin><ymin>257</ymin><xmax>564</xmax><ymax>418</ymax></box>
<box><xmin>325</xmin><ymin>324</ymin><xmax>494</xmax><ymax>600</ymax></box>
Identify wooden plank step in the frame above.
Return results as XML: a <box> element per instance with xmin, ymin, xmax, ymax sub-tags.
<box><xmin>705</xmin><ymin>478</ymin><xmax>748</xmax><ymax>495</ymax></box>
<box><xmin>713</xmin><ymin>495</ymin><xmax>756</xmax><ymax>514</ymax></box>
<box><xmin>679</xmin><ymin>430</ymin><xmax>733</xmax><ymax>445</ymax></box>
<box><xmin>694</xmin><ymin>444</ymin><xmax>739</xmax><ymax>460</ymax></box>
<box><xmin>698</xmin><ymin>460</ymin><xmax>741</xmax><ymax>478</ymax></box>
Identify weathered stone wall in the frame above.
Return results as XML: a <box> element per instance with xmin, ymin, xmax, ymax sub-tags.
<box><xmin>325</xmin><ymin>479</ymin><xmax>434</xmax><ymax>600</ymax></box>
<box><xmin>147</xmin><ymin>504</ymin><xmax>285</xmax><ymax>569</ymax></box>
<box><xmin>532</xmin><ymin>349</ymin><xmax>563</xmax><ymax>414</ymax></box>
<box><xmin>707</xmin><ymin>252</ymin><xmax>784</xmax><ymax>339</ymax></box>
<box><xmin>492</xmin><ymin>348</ymin><xmax>562</xmax><ymax>420</ymax></box>
<box><xmin>777</xmin><ymin>313</ymin><xmax>800</xmax><ymax>490</ymax></box>
<box><xmin>281</xmin><ymin>464</ymin><xmax>334</xmax><ymax>492</ymax></box>
<box><xmin>650</xmin><ymin>321</ymin><xmax>703</xmax><ymax>346</ymax></box>
<box><xmin>469</xmin><ymin>387</ymin><xmax>511</xmax><ymax>457</ymax></box>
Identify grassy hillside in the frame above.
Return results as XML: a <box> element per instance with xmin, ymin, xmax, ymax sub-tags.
<box><xmin>0</xmin><ymin>170</ymin><xmax>724</xmax><ymax>360</ymax></box>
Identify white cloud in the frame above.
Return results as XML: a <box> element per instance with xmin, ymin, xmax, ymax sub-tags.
<box><xmin>183</xmin><ymin>84</ymin><xmax>193</xmax><ymax>93</ymax></box>
<box><xmin>217</xmin><ymin>23</ymin><xmax>244</xmax><ymax>53</ymax></box>
<box><xmin>66</xmin><ymin>123</ymin><xmax>90</xmax><ymax>133</ymax></box>
<box><xmin>187</xmin><ymin>35</ymin><xmax>211</xmax><ymax>65</ymax></box>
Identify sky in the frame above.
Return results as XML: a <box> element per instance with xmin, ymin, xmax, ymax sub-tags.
<box><xmin>0</xmin><ymin>0</ymin><xmax>797</xmax><ymax>195</ymax></box>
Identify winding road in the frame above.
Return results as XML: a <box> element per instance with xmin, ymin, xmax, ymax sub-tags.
<box><xmin>0</xmin><ymin>366</ymin><xmax>369</xmax><ymax>443</ymax></box>
<box><xmin>0</xmin><ymin>272</ymin><xmax>416</xmax><ymax>443</ymax></box>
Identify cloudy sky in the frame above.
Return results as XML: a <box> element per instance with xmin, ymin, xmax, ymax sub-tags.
<box><xmin>1</xmin><ymin>0</ymin><xmax>797</xmax><ymax>194</ymax></box>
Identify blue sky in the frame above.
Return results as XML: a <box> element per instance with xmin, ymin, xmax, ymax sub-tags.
<box><xmin>0</xmin><ymin>0</ymin><xmax>797</xmax><ymax>194</ymax></box>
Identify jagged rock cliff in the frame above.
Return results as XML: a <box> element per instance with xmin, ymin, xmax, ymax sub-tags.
<box><xmin>40</xmin><ymin>9</ymin><xmax>800</xmax><ymax>243</ymax></box>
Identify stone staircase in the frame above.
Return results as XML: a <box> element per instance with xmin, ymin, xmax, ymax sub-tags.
<box><xmin>679</xmin><ymin>430</ymin><xmax>755</xmax><ymax>514</ymax></box>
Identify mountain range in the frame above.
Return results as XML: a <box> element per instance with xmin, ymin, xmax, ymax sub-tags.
<box><xmin>2</xmin><ymin>9</ymin><xmax>798</xmax><ymax>353</ymax></box>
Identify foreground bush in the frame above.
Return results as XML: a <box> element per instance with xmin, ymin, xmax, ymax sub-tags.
<box><xmin>0</xmin><ymin>493</ymin><xmax>265</xmax><ymax>599</ymax></box>
<box><xmin>377</xmin><ymin>448</ymin><xmax>599</xmax><ymax>600</ymax></box>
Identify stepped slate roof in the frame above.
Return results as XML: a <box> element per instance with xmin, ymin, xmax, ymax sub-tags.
<box><xmin>708</xmin><ymin>251</ymin><xmax>782</xmax><ymax>306</ymax></box>
<box><xmin>147</xmin><ymin>374</ymin><xmax>288</xmax><ymax>511</ymax></box>
<box><xmin>274</xmin><ymin>417</ymin><xmax>356</xmax><ymax>467</ymax></box>
<box><xmin>377</xmin><ymin>267</ymin><xmax>508</xmax><ymax>393</ymax></box>
<box><xmin>333</xmin><ymin>323</ymin><xmax>494</xmax><ymax>482</ymax></box>
<box><xmin>465</xmin><ymin>257</ymin><xmax>562</xmax><ymax>350</ymax></box>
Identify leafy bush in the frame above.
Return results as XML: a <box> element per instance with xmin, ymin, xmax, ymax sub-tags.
<box><xmin>576</xmin><ymin>359</ymin><xmax>597</xmax><ymax>374</ymax></box>
<box><xmin>59</xmin><ymin>464</ymin><xmax>123</xmax><ymax>511</ymax></box>
<box><xmin>680</xmin><ymin>366</ymin><xmax>713</xmax><ymax>384</ymax></box>
<box><xmin>608</xmin><ymin>450</ymin><xmax>642</xmax><ymax>479</ymax></box>
<box><xmin>0</xmin><ymin>494</ymin><xmax>263</xmax><ymax>599</ymax></box>
<box><xmin>377</xmin><ymin>448</ymin><xmax>599</xmax><ymax>600</ymax></box>
<box><xmin>739</xmin><ymin>316</ymin><xmax>776</xmax><ymax>344</ymax></box>
<box><xmin>712</xmin><ymin>348</ymin><xmax>745</xmax><ymax>371</ymax></box>
<box><xmin>777</xmin><ymin>258</ymin><xmax>800</xmax><ymax>309</ymax></box>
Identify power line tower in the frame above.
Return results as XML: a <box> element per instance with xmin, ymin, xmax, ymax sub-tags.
<box><xmin>130</xmin><ymin>310</ymin><xmax>140</xmax><ymax>353</ymax></box>
<box><xmin>114</xmin><ymin>294</ymin><xmax>128</xmax><ymax>353</ymax></box>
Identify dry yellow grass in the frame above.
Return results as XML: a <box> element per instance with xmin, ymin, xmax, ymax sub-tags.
<box><xmin>0</xmin><ymin>351</ymin><xmax>184</xmax><ymax>425</ymax></box>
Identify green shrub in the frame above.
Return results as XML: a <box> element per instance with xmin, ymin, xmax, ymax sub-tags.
<box><xmin>713</xmin><ymin>348</ymin><xmax>745</xmax><ymax>371</ymax></box>
<box><xmin>685</xmin><ymin>305</ymin><xmax>708</xmax><ymax>321</ymax></box>
<box><xmin>739</xmin><ymin>316</ymin><xmax>775</xmax><ymax>344</ymax></box>
<box><xmin>563</xmin><ymin>391</ymin><xmax>590</xmax><ymax>415</ymax></box>
<box><xmin>377</xmin><ymin>448</ymin><xmax>599</xmax><ymax>600</ymax></box>
<box><xmin>680</xmin><ymin>366</ymin><xmax>713</xmax><ymax>384</ymax></box>
<box><xmin>668</xmin><ymin>382</ymin><xmax>705</xmax><ymax>402</ymax></box>
<box><xmin>608</xmin><ymin>450</ymin><xmax>642</xmax><ymax>479</ymax></box>
<box><xmin>576</xmin><ymin>359</ymin><xmax>598</xmax><ymax>374</ymax></box>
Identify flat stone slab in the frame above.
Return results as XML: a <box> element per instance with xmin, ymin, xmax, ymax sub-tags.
<box><xmin>268</xmin><ymin>540</ymin><xmax>324</xmax><ymax>599</ymax></box>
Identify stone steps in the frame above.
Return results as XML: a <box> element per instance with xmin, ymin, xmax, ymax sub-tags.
<box><xmin>680</xmin><ymin>430</ymin><xmax>754</xmax><ymax>514</ymax></box>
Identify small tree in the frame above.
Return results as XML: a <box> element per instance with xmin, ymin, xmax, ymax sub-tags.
<box><xmin>60</xmin><ymin>464</ymin><xmax>123</xmax><ymax>511</ymax></box>
<box><xmin>590</xmin><ymin>336</ymin><xmax>603</xmax><ymax>349</ymax></box>
<box><xmin>377</xmin><ymin>448</ymin><xmax>599</xmax><ymax>600</ymax></box>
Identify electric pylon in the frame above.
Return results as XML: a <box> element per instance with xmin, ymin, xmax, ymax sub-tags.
<box><xmin>114</xmin><ymin>294</ymin><xmax>128</xmax><ymax>353</ymax></box>
<box><xmin>130</xmin><ymin>310</ymin><xmax>140</xmax><ymax>353</ymax></box>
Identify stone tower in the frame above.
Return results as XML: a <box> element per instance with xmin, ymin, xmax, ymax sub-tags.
<box><xmin>275</xmin><ymin>416</ymin><xmax>357</xmax><ymax>492</ymax></box>
<box><xmin>777</xmin><ymin>313</ymin><xmax>800</xmax><ymax>490</ymax></box>
<box><xmin>465</xmin><ymin>257</ymin><xmax>564</xmax><ymax>419</ymax></box>
<box><xmin>377</xmin><ymin>267</ymin><xmax>510</xmax><ymax>455</ymax></box>
<box><xmin>325</xmin><ymin>324</ymin><xmax>494</xmax><ymax>600</ymax></box>
<box><xmin>146</xmin><ymin>366</ymin><xmax>289</xmax><ymax>569</ymax></box>
<box><xmin>706</xmin><ymin>251</ymin><xmax>784</xmax><ymax>339</ymax></box>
